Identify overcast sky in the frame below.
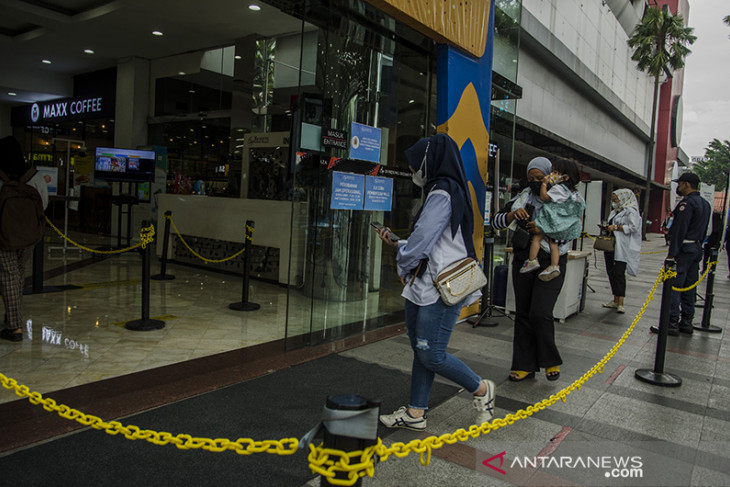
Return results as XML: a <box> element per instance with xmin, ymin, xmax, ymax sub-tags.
<box><xmin>680</xmin><ymin>0</ymin><xmax>730</xmax><ymax>158</ymax></box>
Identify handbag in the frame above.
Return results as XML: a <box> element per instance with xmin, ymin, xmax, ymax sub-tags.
<box><xmin>433</xmin><ymin>258</ymin><xmax>487</xmax><ymax>306</ymax></box>
<box><xmin>512</xmin><ymin>225</ymin><xmax>530</xmax><ymax>250</ymax></box>
<box><xmin>593</xmin><ymin>234</ymin><xmax>616</xmax><ymax>252</ymax></box>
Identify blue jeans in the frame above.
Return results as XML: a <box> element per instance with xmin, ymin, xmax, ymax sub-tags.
<box><xmin>405</xmin><ymin>299</ymin><xmax>482</xmax><ymax>410</ymax></box>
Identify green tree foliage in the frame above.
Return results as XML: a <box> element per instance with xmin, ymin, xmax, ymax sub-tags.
<box><xmin>694</xmin><ymin>139</ymin><xmax>730</xmax><ymax>191</ymax></box>
<box><xmin>627</xmin><ymin>6</ymin><xmax>696</xmax><ymax>236</ymax></box>
<box><xmin>628</xmin><ymin>7</ymin><xmax>696</xmax><ymax>77</ymax></box>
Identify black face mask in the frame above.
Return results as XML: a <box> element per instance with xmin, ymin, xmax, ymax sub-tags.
<box><xmin>675</xmin><ymin>184</ymin><xmax>683</xmax><ymax>196</ymax></box>
<box><xmin>528</xmin><ymin>181</ymin><xmax>542</xmax><ymax>194</ymax></box>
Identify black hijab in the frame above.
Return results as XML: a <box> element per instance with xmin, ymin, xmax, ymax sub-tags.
<box><xmin>405</xmin><ymin>133</ymin><xmax>476</xmax><ymax>259</ymax></box>
<box><xmin>0</xmin><ymin>136</ymin><xmax>30</xmax><ymax>179</ymax></box>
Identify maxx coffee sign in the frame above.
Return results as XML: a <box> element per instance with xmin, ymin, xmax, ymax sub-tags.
<box><xmin>12</xmin><ymin>95</ymin><xmax>113</xmax><ymax>125</ymax></box>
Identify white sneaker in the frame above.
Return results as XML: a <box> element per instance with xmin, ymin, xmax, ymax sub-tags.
<box><xmin>519</xmin><ymin>259</ymin><xmax>540</xmax><ymax>273</ymax></box>
<box><xmin>379</xmin><ymin>406</ymin><xmax>427</xmax><ymax>431</ymax></box>
<box><xmin>602</xmin><ymin>301</ymin><xmax>618</xmax><ymax>309</ymax></box>
<box><xmin>538</xmin><ymin>265</ymin><xmax>560</xmax><ymax>281</ymax></box>
<box><xmin>616</xmin><ymin>305</ymin><xmax>625</xmax><ymax>314</ymax></box>
<box><xmin>472</xmin><ymin>379</ymin><xmax>496</xmax><ymax>424</ymax></box>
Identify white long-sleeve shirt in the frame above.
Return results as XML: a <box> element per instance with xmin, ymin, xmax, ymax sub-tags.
<box><xmin>397</xmin><ymin>189</ymin><xmax>481</xmax><ymax>306</ymax></box>
<box><xmin>607</xmin><ymin>207</ymin><xmax>642</xmax><ymax>276</ymax></box>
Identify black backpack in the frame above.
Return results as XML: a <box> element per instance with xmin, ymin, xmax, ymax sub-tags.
<box><xmin>0</xmin><ymin>168</ymin><xmax>45</xmax><ymax>250</ymax></box>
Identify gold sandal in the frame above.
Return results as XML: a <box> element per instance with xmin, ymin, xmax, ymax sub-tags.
<box><xmin>509</xmin><ymin>370</ymin><xmax>536</xmax><ymax>382</ymax></box>
<box><xmin>546</xmin><ymin>366</ymin><xmax>560</xmax><ymax>381</ymax></box>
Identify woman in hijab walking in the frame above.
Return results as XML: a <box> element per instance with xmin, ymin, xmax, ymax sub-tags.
<box><xmin>492</xmin><ymin>156</ymin><xmax>584</xmax><ymax>382</ymax></box>
<box><xmin>601</xmin><ymin>188</ymin><xmax>642</xmax><ymax>314</ymax></box>
<box><xmin>376</xmin><ymin>133</ymin><xmax>496</xmax><ymax>430</ymax></box>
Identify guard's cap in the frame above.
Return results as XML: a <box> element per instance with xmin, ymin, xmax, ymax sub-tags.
<box><xmin>673</xmin><ymin>172</ymin><xmax>700</xmax><ymax>185</ymax></box>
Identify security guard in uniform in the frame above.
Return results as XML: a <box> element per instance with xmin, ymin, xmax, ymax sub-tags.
<box><xmin>650</xmin><ymin>172</ymin><xmax>711</xmax><ymax>336</ymax></box>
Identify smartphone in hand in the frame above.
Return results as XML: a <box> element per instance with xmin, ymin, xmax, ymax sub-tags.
<box><xmin>370</xmin><ymin>221</ymin><xmax>400</xmax><ymax>241</ymax></box>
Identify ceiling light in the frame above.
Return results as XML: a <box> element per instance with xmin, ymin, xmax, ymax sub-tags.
<box><xmin>8</xmin><ymin>92</ymin><xmax>17</xmax><ymax>96</ymax></box>
<box><xmin>408</xmin><ymin>99</ymin><xmax>415</xmax><ymax>104</ymax></box>
<box><xmin>42</xmin><ymin>59</ymin><xmax>52</xmax><ymax>64</ymax></box>
<box><xmin>189</xmin><ymin>89</ymin><xmax>196</xmax><ymax>93</ymax></box>
<box><xmin>84</xmin><ymin>49</ymin><xmax>95</xmax><ymax>54</ymax></box>
<box><xmin>178</xmin><ymin>71</ymin><xmax>185</xmax><ymax>75</ymax></box>
<box><xmin>248</xmin><ymin>4</ymin><xmax>261</xmax><ymax>11</ymax></box>
<box><xmin>235</xmin><ymin>55</ymin><xmax>242</xmax><ymax>60</ymax></box>
<box><xmin>152</xmin><ymin>30</ymin><xmax>164</xmax><ymax>36</ymax></box>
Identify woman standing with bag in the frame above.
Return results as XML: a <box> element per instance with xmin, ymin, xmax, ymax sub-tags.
<box><xmin>375</xmin><ymin>133</ymin><xmax>496</xmax><ymax>430</ymax></box>
<box><xmin>601</xmin><ymin>189</ymin><xmax>642</xmax><ymax>314</ymax></box>
<box><xmin>492</xmin><ymin>157</ymin><xmax>583</xmax><ymax>382</ymax></box>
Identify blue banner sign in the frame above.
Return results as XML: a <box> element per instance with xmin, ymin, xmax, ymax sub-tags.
<box><xmin>364</xmin><ymin>176</ymin><xmax>393</xmax><ymax>211</ymax></box>
<box><xmin>330</xmin><ymin>172</ymin><xmax>365</xmax><ymax>210</ymax></box>
<box><xmin>349</xmin><ymin>122</ymin><xmax>381</xmax><ymax>163</ymax></box>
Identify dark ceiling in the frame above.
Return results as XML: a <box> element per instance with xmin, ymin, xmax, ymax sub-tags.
<box><xmin>0</xmin><ymin>0</ymin><xmax>306</xmax><ymax>105</ymax></box>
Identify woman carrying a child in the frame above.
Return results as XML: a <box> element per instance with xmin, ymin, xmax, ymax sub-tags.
<box><xmin>492</xmin><ymin>157</ymin><xmax>585</xmax><ymax>382</ymax></box>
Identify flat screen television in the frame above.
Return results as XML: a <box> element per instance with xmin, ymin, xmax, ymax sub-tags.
<box><xmin>94</xmin><ymin>147</ymin><xmax>155</xmax><ymax>183</ymax></box>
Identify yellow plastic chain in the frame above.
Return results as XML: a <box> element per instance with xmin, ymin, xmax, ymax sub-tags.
<box><xmin>0</xmin><ymin>371</ymin><xmax>299</xmax><ymax>456</ymax></box>
<box><xmin>0</xmin><ymin>265</ymin><xmax>693</xmax><ymax>485</ymax></box>
<box><xmin>166</xmin><ymin>215</ymin><xmax>252</xmax><ymax>264</ymax></box>
<box><xmin>45</xmin><ymin>217</ymin><xmax>153</xmax><ymax>255</ymax></box>
<box><xmin>672</xmin><ymin>261</ymin><xmax>717</xmax><ymax>292</ymax></box>
<box><xmin>307</xmin><ymin>267</ymin><xmax>672</xmax><ymax>485</ymax></box>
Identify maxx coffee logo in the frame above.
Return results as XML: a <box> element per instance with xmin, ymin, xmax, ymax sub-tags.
<box><xmin>482</xmin><ymin>451</ymin><xmax>644</xmax><ymax>479</ymax></box>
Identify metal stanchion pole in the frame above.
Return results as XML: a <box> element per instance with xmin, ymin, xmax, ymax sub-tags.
<box><xmin>126</xmin><ymin>221</ymin><xmax>165</xmax><ymax>331</ymax></box>
<box><xmin>229</xmin><ymin>220</ymin><xmax>260</xmax><ymax>311</ymax></box>
<box><xmin>635</xmin><ymin>259</ymin><xmax>681</xmax><ymax>387</ymax></box>
<box><xmin>320</xmin><ymin>395</ymin><xmax>380</xmax><ymax>487</ymax></box>
<box><xmin>152</xmin><ymin>211</ymin><xmax>175</xmax><ymax>281</ymax></box>
<box><xmin>695</xmin><ymin>247</ymin><xmax>722</xmax><ymax>333</ymax></box>
<box><xmin>31</xmin><ymin>239</ymin><xmax>44</xmax><ymax>293</ymax></box>
<box><xmin>24</xmin><ymin>238</ymin><xmax>81</xmax><ymax>295</ymax></box>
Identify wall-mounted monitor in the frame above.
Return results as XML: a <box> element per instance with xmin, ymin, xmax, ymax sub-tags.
<box><xmin>94</xmin><ymin>147</ymin><xmax>155</xmax><ymax>183</ymax></box>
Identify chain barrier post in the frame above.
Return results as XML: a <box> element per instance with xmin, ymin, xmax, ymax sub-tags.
<box><xmin>635</xmin><ymin>259</ymin><xmax>682</xmax><ymax>387</ymax></box>
<box><xmin>229</xmin><ymin>220</ymin><xmax>260</xmax><ymax>311</ymax></box>
<box><xmin>695</xmin><ymin>248</ymin><xmax>722</xmax><ymax>333</ymax></box>
<box><xmin>151</xmin><ymin>211</ymin><xmax>175</xmax><ymax>281</ymax></box>
<box><xmin>321</xmin><ymin>395</ymin><xmax>380</xmax><ymax>486</ymax></box>
<box><xmin>127</xmin><ymin>221</ymin><xmax>165</xmax><ymax>331</ymax></box>
<box><xmin>24</xmin><ymin>238</ymin><xmax>82</xmax><ymax>295</ymax></box>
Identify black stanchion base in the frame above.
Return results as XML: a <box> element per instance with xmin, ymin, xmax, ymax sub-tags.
<box><xmin>468</xmin><ymin>317</ymin><xmax>499</xmax><ymax>328</ymax></box>
<box><xmin>151</xmin><ymin>274</ymin><xmax>176</xmax><ymax>281</ymax></box>
<box><xmin>23</xmin><ymin>284</ymin><xmax>82</xmax><ymax>295</ymax></box>
<box><xmin>693</xmin><ymin>324</ymin><xmax>722</xmax><ymax>333</ymax></box>
<box><xmin>125</xmin><ymin>319</ymin><xmax>166</xmax><ymax>331</ymax></box>
<box><xmin>229</xmin><ymin>302</ymin><xmax>261</xmax><ymax>311</ymax></box>
<box><xmin>634</xmin><ymin>369</ymin><xmax>682</xmax><ymax>387</ymax></box>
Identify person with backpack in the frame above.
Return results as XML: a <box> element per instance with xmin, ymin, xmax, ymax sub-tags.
<box><xmin>0</xmin><ymin>136</ymin><xmax>48</xmax><ymax>342</ymax></box>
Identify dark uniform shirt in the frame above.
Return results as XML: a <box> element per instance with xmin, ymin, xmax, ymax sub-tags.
<box><xmin>668</xmin><ymin>191</ymin><xmax>711</xmax><ymax>258</ymax></box>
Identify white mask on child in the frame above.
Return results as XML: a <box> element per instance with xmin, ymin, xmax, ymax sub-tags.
<box><xmin>612</xmin><ymin>202</ymin><xmax>620</xmax><ymax>210</ymax></box>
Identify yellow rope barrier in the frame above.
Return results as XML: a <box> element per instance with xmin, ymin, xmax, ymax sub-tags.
<box><xmin>0</xmin><ymin>263</ymin><xmax>707</xmax><ymax>485</ymax></box>
<box><xmin>166</xmin><ymin>215</ymin><xmax>251</xmax><ymax>264</ymax></box>
<box><xmin>672</xmin><ymin>261</ymin><xmax>717</xmax><ymax>292</ymax></box>
<box><xmin>0</xmin><ymin>372</ymin><xmax>299</xmax><ymax>456</ymax></box>
<box><xmin>307</xmin><ymin>267</ymin><xmax>673</xmax><ymax>485</ymax></box>
<box><xmin>45</xmin><ymin>216</ymin><xmax>153</xmax><ymax>255</ymax></box>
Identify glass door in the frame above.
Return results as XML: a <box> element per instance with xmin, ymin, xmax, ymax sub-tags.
<box><xmin>285</xmin><ymin>0</ymin><xmax>435</xmax><ymax>349</ymax></box>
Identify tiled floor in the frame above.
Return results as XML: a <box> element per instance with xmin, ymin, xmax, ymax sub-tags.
<box><xmin>3</xmin><ymin>231</ymin><xmax>730</xmax><ymax>486</ymax></box>
<box><xmin>0</xmin><ymin>230</ymin><xmax>401</xmax><ymax>405</ymax></box>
